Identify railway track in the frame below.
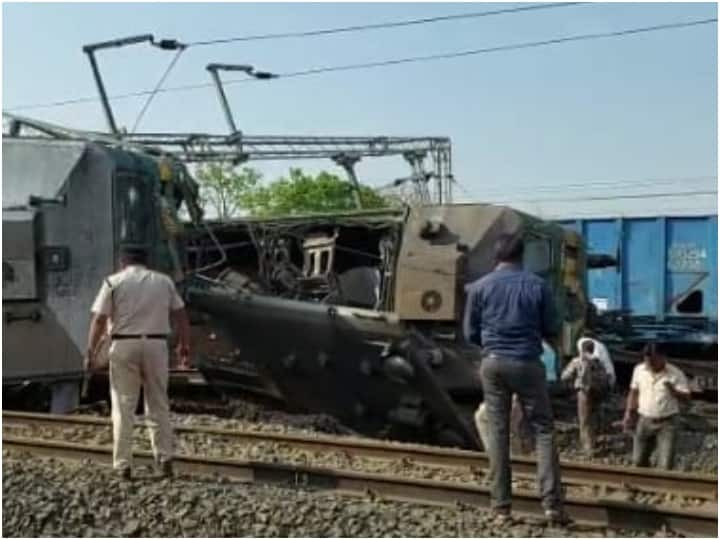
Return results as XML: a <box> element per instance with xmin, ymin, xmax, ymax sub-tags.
<box><xmin>4</xmin><ymin>410</ymin><xmax>716</xmax><ymax>501</ymax></box>
<box><xmin>4</xmin><ymin>412</ymin><xmax>718</xmax><ymax>536</ymax></box>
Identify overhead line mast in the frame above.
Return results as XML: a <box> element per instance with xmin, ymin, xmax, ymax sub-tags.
<box><xmin>10</xmin><ymin>33</ymin><xmax>455</xmax><ymax>206</ymax></box>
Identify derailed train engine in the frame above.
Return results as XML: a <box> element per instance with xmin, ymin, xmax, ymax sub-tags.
<box><xmin>188</xmin><ymin>205</ymin><xmax>587</xmax><ymax>448</ymax></box>
<box><xmin>2</xmin><ymin>113</ymin><xmax>585</xmax><ymax>448</ymax></box>
<box><xmin>3</xmin><ymin>37</ymin><xmax>586</xmax><ymax>440</ymax></box>
<box><xmin>2</xmin><ymin>123</ymin><xmax>202</xmax><ymax>411</ymax></box>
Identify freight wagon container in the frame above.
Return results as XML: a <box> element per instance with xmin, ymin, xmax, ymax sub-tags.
<box><xmin>558</xmin><ymin>215</ymin><xmax>717</xmax><ymax>391</ymax></box>
<box><xmin>558</xmin><ymin>215</ymin><xmax>717</xmax><ymax>340</ymax></box>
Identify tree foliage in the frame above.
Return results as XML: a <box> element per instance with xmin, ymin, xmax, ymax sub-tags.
<box><xmin>195</xmin><ymin>164</ymin><xmax>393</xmax><ymax>218</ymax></box>
<box><xmin>243</xmin><ymin>168</ymin><xmax>391</xmax><ymax>217</ymax></box>
<box><xmin>195</xmin><ymin>163</ymin><xmax>261</xmax><ymax>220</ymax></box>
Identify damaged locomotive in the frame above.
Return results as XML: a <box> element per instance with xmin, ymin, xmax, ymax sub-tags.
<box><xmin>2</xmin><ymin>113</ymin><xmax>586</xmax><ymax>448</ymax></box>
<box><xmin>187</xmin><ymin>205</ymin><xmax>587</xmax><ymax>448</ymax></box>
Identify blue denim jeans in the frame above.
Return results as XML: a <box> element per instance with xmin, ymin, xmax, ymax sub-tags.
<box><xmin>479</xmin><ymin>354</ymin><xmax>564</xmax><ymax>511</ymax></box>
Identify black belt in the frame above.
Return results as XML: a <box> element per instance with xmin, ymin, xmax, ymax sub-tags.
<box><xmin>112</xmin><ymin>334</ymin><xmax>167</xmax><ymax>340</ymax></box>
<box><xmin>483</xmin><ymin>353</ymin><xmax>540</xmax><ymax>362</ymax></box>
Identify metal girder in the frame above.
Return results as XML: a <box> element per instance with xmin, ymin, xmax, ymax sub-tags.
<box><xmin>2</xmin><ymin>112</ymin><xmax>450</xmax><ymax>161</ymax></box>
<box><xmin>2</xmin><ymin>111</ymin><xmax>454</xmax><ymax>203</ymax></box>
<box><xmin>124</xmin><ymin>133</ymin><xmax>451</xmax><ymax>162</ymax></box>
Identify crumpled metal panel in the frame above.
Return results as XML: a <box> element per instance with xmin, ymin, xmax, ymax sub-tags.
<box><xmin>188</xmin><ymin>285</ymin><xmax>480</xmax><ymax>448</ymax></box>
<box><xmin>394</xmin><ymin>204</ymin><xmax>524</xmax><ymax>320</ymax></box>
<box><xmin>2</xmin><ymin>139</ymin><xmax>86</xmax><ymax>208</ymax></box>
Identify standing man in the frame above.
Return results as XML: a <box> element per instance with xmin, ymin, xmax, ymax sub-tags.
<box><xmin>87</xmin><ymin>246</ymin><xmax>191</xmax><ymax>479</ymax></box>
<box><xmin>561</xmin><ymin>339</ymin><xmax>611</xmax><ymax>455</ymax></box>
<box><xmin>464</xmin><ymin>233</ymin><xmax>566</xmax><ymax>523</ymax></box>
<box><xmin>622</xmin><ymin>343</ymin><xmax>690</xmax><ymax>470</ymax></box>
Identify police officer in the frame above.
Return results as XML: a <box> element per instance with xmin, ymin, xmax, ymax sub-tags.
<box><xmin>86</xmin><ymin>246</ymin><xmax>191</xmax><ymax>479</ymax></box>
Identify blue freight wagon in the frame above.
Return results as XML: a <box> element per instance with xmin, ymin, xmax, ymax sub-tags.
<box><xmin>558</xmin><ymin>215</ymin><xmax>717</xmax><ymax>392</ymax></box>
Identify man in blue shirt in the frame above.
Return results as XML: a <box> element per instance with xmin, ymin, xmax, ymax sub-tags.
<box><xmin>463</xmin><ymin>233</ymin><xmax>567</xmax><ymax>523</ymax></box>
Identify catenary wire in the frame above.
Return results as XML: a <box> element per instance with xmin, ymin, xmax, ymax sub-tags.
<box><xmin>463</xmin><ymin>175</ymin><xmax>718</xmax><ymax>198</ymax></box>
<box><xmin>485</xmin><ymin>189</ymin><xmax>718</xmax><ymax>205</ymax></box>
<box><xmin>397</xmin><ymin>175</ymin><xmax>717</xmax><ymax>198</ymax></box>
<box><xmin>5</xmin><ymin>17</ymin><xmax>716</xmax><ymax>112</ymax></box>
<box><xmin>131</xmin><ymin>47</ymin><xmax>186</xmax><ymax>133</ymax></box>
<box><xmin>277</xmin><ymin>18</ymin><xmax>717</xmax><ymax>79</ymax></box>
<box><xmin>18</xmin><ymin>5</ymin><xmax>585</xmax><ymax>113</ymax></box>
<box><xmin>187</xmin><ymin>3</ymin><xmax>586</xmax><ymax>46</ymax></box>
<box><xmin>541</xmin><ymin>208</ymin><xmax>717</xmax><ymax>218</ymax></box>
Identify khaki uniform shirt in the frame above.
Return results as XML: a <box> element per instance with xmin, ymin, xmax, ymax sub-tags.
<box><xmin>630</xmin><ymin>362</ymin><xmax>689</xmax><ymax>419</ymax></box>
<box><xmin>91</xmin><ymin>265</ymin><xmax>184</xmax><ymax>335</ymax></box>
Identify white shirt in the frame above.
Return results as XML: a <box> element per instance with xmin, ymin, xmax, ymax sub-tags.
<box><xmin>630</xmin><ymin>362</ymin><xmax>690</xmax><ymax>419</ymax></box>
<box><xmin>577</xmin><ymin>337</ymin><xmax>616</xmax><ymax>386</ymax></box>
<box><xmin>91</xmin><ymin>265</ymin><xmax>184</xmax><ymax>335</ymax></box>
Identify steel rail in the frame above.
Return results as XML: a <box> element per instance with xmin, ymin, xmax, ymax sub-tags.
<box><xmin>3</xmin><ymin>434</ymin><xmax>715</xmax><ymax>537</ymax></box>
<box><xmin>4</xmin><ymin>411</ymin><xmax>716</xmax><ymax>501</ymax></box>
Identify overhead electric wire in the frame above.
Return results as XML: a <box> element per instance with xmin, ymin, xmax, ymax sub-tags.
<box><xmin>277</xmin><ymin>17</ymin><xmax>717</xmax><ymax>79</ymax></box>
<box><xmin>485</xmin><ymin>189</ymin><xmax>718</xmax><ymax>205</ymax></box>
<box><xmin>187</xmin><ymin>3</ymin><xmax>585</xmax><ymax>46</ymax></box>
<box><xmin>5</xmin><ymin>16</ymin><xmax>717</xmax><ymax>112</ymax></box>
<box><xmin>448</xmin><ymin>177</ymin><xmax>477</xmax><ymax>200</ymax></box>
<box><xmin>7</xmin><ymin>5</ymin><xmax>586</xmax><ymax>133</ymax></box>
<box><xmin>543</xmin><ymin>207</ymin><xmax>717</xmax><ymax>218</ymax></box>
<box><xmin>468</xmin><ymin>175</ymin><xmax>718</xmax><ymax>198</ymax></box>
<box><xmin>131</xmin><ymin>47</ymin><xmax>186</xmax><ymax>133</ymax></box>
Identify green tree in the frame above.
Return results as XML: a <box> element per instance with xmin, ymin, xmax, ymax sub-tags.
<box><xmin>243</xmin><ymin>168</ymin><xmax>393</xmax><ymax>217</ymax></box>
<box><xmin>195</xmin><ymin>163</ymin><xmax>261</xmax><ymax>220</ymax></box>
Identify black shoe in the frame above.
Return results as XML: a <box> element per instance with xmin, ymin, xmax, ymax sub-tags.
<box><xmin>117</xmin><ymin>468</ymin><xmax>131</xmax><ymax>481</ymax></box>
<box><xmin>489</xmin><ymin>506</ymin><xmax>511</xmax><ymax>523</ymax></box>
<box><xmin>545</xmin><ymin>508</ymin><xmax>572</xmax><ymax>526</ymax></box>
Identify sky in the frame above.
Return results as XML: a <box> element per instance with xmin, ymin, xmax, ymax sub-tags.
<box><xmin>3</xmin><ymin>2</ymin><xmax>718</xmax><ymax>219</ymax></box>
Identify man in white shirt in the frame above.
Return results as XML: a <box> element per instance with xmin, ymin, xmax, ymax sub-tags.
<box><xmin>561</xmin><ymin>339</ymin><xmax>611</xmax><ymax>455</ymax></box>
<box><xmin>87</xmin><ymin>246</ymin><xmax>191</xmax><ymax>479</ymax></box>
<box><xmin>622</xmin><ymin>343</ymin><xmax>690</xmax><ymax>470</ymax></box>
<box><xmin>577</xmin><ymin>335</ymin><xmax>616</xmax><ymax>388</ymax></box>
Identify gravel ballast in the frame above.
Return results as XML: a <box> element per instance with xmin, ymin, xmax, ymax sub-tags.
<box><xmin>2</xmin><ymin>452</ymin><xmax>682</xmax><ymax>538</ymax></box>
<box><xmin>3</xmin><ymin>421</ymin><xmax>714</xmax><ymax>512</ymax></box>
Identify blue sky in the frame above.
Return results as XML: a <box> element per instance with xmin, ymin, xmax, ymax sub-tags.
<box><xmin>3</xmin><ymin>2</ymin><xmax>717</xmax><ymax>218</ymax></box>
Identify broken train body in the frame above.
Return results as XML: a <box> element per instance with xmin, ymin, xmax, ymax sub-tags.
<box><xmin>188</xmin><ymin>205</ymin><xmax>587</xmax><ymax>448</ymax></box>
<box><xmin>2</xmin><ymin>113</ymin><xmax>585</xmax><ymax>448</ymax></box>
<box><xmin>2</xmin><ymin>126</ymin><xmax>201</xmax><ymax>411</ymax></box>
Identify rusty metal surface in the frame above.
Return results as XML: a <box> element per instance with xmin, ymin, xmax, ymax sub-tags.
<box><xmin>4</xmin><ymin>410</ymin><xmax>716</xmax><ymax>501</ymax></box>
<box><xmin>3</xmin><ymin>433</ymin><xmax>716</xmax><ymax>537</ymax></box>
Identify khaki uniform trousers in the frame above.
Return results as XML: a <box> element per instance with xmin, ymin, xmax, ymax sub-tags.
<box><xmin>109</xmin><ymin>338</ymin><xmax>173</xmax><ymax>470</ymax></box>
